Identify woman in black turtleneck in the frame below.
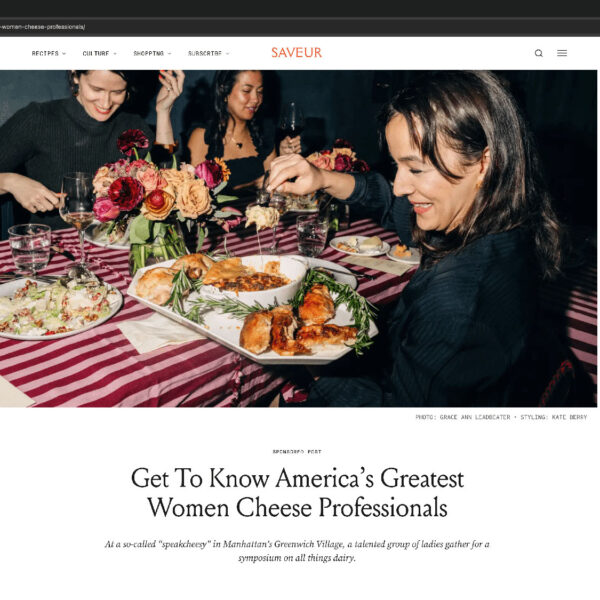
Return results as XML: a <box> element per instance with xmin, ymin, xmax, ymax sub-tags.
<box><xmin>0</xmin><ymin>69</ymin><xmax>184</xmax><ymax>229</ymax></box>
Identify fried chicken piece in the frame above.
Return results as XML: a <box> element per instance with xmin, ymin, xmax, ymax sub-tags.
<box><xmin>296</xmin><ymin>324</ymin><xmax>358</xmax><ymax>348</ymax></box>
<box><xmin>270</xmin><ymin>306</ymin><xmax>310</xmax><ymax>356</ymax></box>
<box><xmin>135</xmin><ymin>267</ymin><xmax>176</xmax><ymax>305</ymax></box>
<box><xmin>239</xmin><ymin>310</ymin><xmax>274</xmax><ymax>354</ymax></box>
<box><xmin>171</xmin><ymin>253</ymin><xmax>215</xmax><ymax>280</ymax></box>
<box><xmin>298</xmin><ymin>284</ymin><xmax>335</xmax><ymax>325</ymax></box>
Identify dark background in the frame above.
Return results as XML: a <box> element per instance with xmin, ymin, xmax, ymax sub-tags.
<box><xmin>0</xmin><ymin>70</ymin><xmax>596</xmax><ymax>239</ymax></box>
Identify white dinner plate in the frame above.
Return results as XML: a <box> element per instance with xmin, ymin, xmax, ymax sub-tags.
<box><xmin>330</xmin><ymin>235</ymin><xmax>390</xmax><ymax>257</ymax></box>
<box><xmin>387</xmin><ymin>245</ymin><xmax>421</xmax><ymax>265</ymax></box>
<box><xmin>127</xmin><ymin>257</ymin><xmax>377</xmax><ymax>365</ymax></box>
<box><xmin>84</xmin><ymin>222</ymin><xmax>130</xmax><ymax>250</ymax></box>
<box><xmin>304</xmin><ymin>257</ymin><xmax>357</xmax><ymax>290</ymax></box>
<box><xmin>0</xmin><ymin>279</ymin><xmax>123</xmax><ymax>341</ymax></box>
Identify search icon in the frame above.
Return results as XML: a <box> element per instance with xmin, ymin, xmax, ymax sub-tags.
<box><xmin>535</xmin><ymin>49</ymin><xmax>543</xmax><ymax>57</ymax></box>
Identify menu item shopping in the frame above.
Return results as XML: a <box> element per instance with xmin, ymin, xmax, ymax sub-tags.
<box><xmin>0</xmin><ymin>278</ymin><xmax>118</xmax><ymax>336</ymax></box>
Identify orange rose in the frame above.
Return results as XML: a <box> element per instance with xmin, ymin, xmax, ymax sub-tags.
<box><xmin>176</xmin><ymin>179</ymin><xmax>212</xmax><ymax>218</ymax></box>
<box><xmin>93</xmin><ymin>166</ymin><xmax>115</xmax><ymax>195</ymax></box>
<box><xmin>307</xmin><ymin>152</ymin><xmax>334</xmax><ymax>171</ymax></box>
<box><xmin>141</xmin><ymin>189</ymin><xmax>175</xmax><ymax>220</ymax></box>
<box><xmin>161</xmin><ymin>168</ymin><xmax>194</xmax><ymax>195</ymax></box>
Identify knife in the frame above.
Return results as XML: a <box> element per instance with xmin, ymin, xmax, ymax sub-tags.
<box><xmin>51</xmin><ymin>245</ymin><xmax>76</xmax><ymax>262</ymax></box>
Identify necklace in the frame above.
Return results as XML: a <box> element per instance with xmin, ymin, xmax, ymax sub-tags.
<box><xmin>226</xmin><ymin>130</ymin><xmax>244</xmax><ymax>149</ymax></box>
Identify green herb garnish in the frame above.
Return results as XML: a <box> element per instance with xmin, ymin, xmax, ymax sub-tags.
<box><xmin>291</xmin><ymin>269</ymin><xmax>378</xmax><ymax>356</ymax></box>
<box><xmin>185</xmin><ymin>296</ymin><xmax>271</xmax><ymax>325</ymax></box>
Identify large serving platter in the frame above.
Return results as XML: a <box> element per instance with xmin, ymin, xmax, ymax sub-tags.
<box><xmin>126</xmin><ymin>256</ymin><xmax>377</xmax><ymax>365</ymax></box>
<box><xmin>0</xmin><ymin>278</ymin><xmax>123</xmax><ymax>341</ymax></box>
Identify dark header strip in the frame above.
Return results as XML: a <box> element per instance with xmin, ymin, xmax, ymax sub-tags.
<box><xmin>2</xmin><ymin>18</ymin><xmax>600</xmax><ymax>36</ymax></box>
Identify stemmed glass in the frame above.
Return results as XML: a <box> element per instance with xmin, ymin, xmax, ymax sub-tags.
<box><xmin>8</xmin><ymin>224</ymin><xmax>51</xmax><ymax>279</ymax></box>
<box><xmin>278</xmin><ymin>102</ymin><xmax>305</xmax><ymax>153</ymax></box>
<box><xmin>268</xmin><ymin>192</ymin><xmax>288</xmax><ymax>254</ymax></box>
<box><xmin>59</xmin><ymin>172</ymin><xmax>96</xmax><ymax>281</ymax></box>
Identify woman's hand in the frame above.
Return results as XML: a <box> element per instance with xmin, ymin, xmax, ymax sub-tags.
<box><xmin>279</xmin><ymin>135</ymin><xmax>302</xmax><ymax>155</ymax></box>
<box><xmin>156</xmin><ymin>69</ymin><xmax>185</xmax><ymax>113</ymax></box>
<box><xmin>266</xmin><ymin>154</ymin><xmax>325</xmax><ymax>195</ymax></box>
<box><xmin>0</xmin><ymin>173</ymin><xmax>60</xmax><ymax>213</ymax></box>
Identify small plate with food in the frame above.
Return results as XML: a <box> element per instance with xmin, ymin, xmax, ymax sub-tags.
<box><xmin>84</xmin><ymin>218</ymin><xmax>132</xmax><ymax>250</ymax></box>
<box><xmin>127</xmin><ymin>253</ymin><xmax>376</xmax><ymax>365</ymax></box>
<box><xmin>387</xmin><ymin>244</ymin><xmax>421</xmax><ymax>265</ymax></box>
<box><xmin>0</xmin><ymin>278</ymin><xmax>122</xmax><ymax>340</ymax></box>
<box><xmin>330</xmin><ymin>235</ymin><xmax>390</xmax><ymax>257</ymax></box>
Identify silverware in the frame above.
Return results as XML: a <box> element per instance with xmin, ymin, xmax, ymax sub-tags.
<box><xmin>51</xmin><ymin>245</ymin><xmax>76</xmax><ymax>262</ymax></box>
<box><xmin>0</xmin><ymin>272</ymin><xmax>60</xmax><ymax>285</ymax></box>
<box><xmin>312</xmin><ymin>266</ymin><xmax>376</xmax><ymax>281</ymax></box>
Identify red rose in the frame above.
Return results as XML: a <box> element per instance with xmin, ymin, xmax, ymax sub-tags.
<box><xmin>117</xmin><ymin>129</ymin><xmax>149</xmax><ymax>157</ymax></box>
<box><xmin>93</xmin><ymin>197</ymin><xmax>120</xmax><ymax>222</ymax></box>
<box><xmin>334</xmin><ymin>154</ymin><xmax>354</xmax><ymax>172</ymax></box>
<box><xmin>108</xmin><ymin>176</ymin><xmax>144</xmax><ymax>211</ymax></box>
<box><xmin>195</xmin><ymin>159</ymin><xmax>223</xmax><ymax>189</ymax></box>
<box><xmin>333</xmin><ymin>138</ymin><xmax>354</xmax><ymax>150</ymax></box>
<box><xmin>352</xmin><ymin>159</ymin><xmax>370</xmax><ymax>173</ymax></box>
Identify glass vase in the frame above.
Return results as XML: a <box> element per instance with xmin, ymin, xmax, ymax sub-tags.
<box><xmin>128</xmin><ymin>220</ymin><xmax>188</xmax><ymax>276</ymax></box>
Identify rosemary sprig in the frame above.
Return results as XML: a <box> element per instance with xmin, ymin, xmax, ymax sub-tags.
<box><xmin>185</xmin><ymin>296</ymin><xmax>271</xmax><ymax>325</ymax></box>
<box><xmin>291</xmin><ymin>269</ymin><xmax>378</xmax><ymax>356</ymax></box>
<box><xmin>164</xmin><ymin>268</ymin><xmax>195</xmax><ymax>315</ymax></box>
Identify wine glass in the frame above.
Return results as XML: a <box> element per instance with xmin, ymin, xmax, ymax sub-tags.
<box><xmin>8</xmin><ymin>224</ymin><xmax>51</xmax><ymax>279</ymax></box>
<box><xmin>268</xmin><ymin>192</ymin><xmax>288</xmax><ymax>254</ymax></box>
<box><xmin>59</xmin><ymin>172</ymin><xmax>96</xmax><ymax>281</ymax></box>
<box><xmin>278</xmin><ymin>102</ymin><xmax>305</xmax><ymax>153</ymax></box>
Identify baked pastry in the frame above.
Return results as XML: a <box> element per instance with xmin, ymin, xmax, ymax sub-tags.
<box><xmin>171</xmin><ymin>253</ymin><xmax>215</xmax><ymax>279</ymax></box>
<box><xmin>393</xmin><ymin>244</ymin><xmax>411</xmax><ymax>258</ymax></box>
<box><xmin>298</xmin><ymin>284</ymin><xmax>335</xmax><ymax>325</ymax></box>
<box><xmin>135</xmin><ymin>267</ymin><xmax>176</xmax><ymax>305</ymax></box>
<box><xmin>296</xmin><ymin>324</ymin><xmax>358</xmax><ymax>348</ymax></box>
<box><xmin>203</xmin><ymin>257</ymin><xmax>253</xmax><ymax>286</ymax></box>
<box><xmin>270</xmin><ymin>306</ymin><xmax>310</xmax><ymax>356</ymax></box>
<box><xmin>239</xmin><ymin>310</ymin><xmax>273</xmax><ymax>354</ymax></box>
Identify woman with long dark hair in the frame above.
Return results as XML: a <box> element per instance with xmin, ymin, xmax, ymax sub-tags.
<box><xmin>187</xmin><ymin>70</ymin><xmax>298</xmax><ymax>193</ymax></box>
<box><xmin>268</xmin><ymin>71</ymin><xmax>567</xmax><ymax>406</ymax></box>
<box><xmin>0</xmin><ymin>69</ymin><xmax>184</xmax><ymax>229</ymax></box>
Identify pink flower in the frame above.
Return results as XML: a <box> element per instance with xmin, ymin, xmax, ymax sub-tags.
<box><xmin>219</xmin><ymin>206</ymin><xmax>243</xmax><ymax>232</ymax></box>
<box><xmin>126</xmin><ymin>159</ymin><xmax>152</xmax><ymax>176</ymax></box>
<box><xmin>136</xmin><ymin>167</ymin><xmax>163</xmax><ymax>193</ymax></box>
<box><xmin>195</xmin><ymin>159</ymin><xmax>225</xmax><ymax>189</ymax></box>
<box><xmin>93</xmin><ymin>197</ymin><xmax>120</xmax><ymax>222</ymax></box>
<box><xmin>310</xmin><ymin>153</ymin><xmax>334</xmax><ymax>170</ymax></box>
<box><xmin>334</xmin><ymin>154</ymin><xmax>354</xmax><ymax>172</ymax></box>
<box><xmin>108</xmin><ymin>176</ymin><xmax>144</xmax><ymax>211</ymax></box>
<box><xmin>117</xmin><ymin>129</ymin><xmax>149</xmax><ymax>157</ymax></box>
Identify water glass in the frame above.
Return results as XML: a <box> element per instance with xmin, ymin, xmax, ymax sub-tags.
<box><xmin>296</xmin><ymin>214</ymin><xmax>329</xmax><ymax>257</ymax></box>
<box><xmin>8</xmin><ymin>224</ymin><xmax>51</xmax><ymax>277</ymax></box>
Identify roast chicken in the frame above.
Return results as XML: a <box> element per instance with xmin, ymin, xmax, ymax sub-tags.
<box><xmin>298</xmin><ymin>284</ymin><xmax>335</xmax><ymax>325</ymax></box>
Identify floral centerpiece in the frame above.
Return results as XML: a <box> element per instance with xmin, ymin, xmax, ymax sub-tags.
<box><xmin>306</xmin><ymin>139</ymin><xmax>370</xmax><ymax>230</ymax></box>
<box><xmin>306</xmin><ymin>138</ymin><xmax>370</xmax><ymax>173</ymax></box>
<box><xmin>92</xmin><ymin>129</ymin><xmax>241</xmax><ymax>274</ymax></box>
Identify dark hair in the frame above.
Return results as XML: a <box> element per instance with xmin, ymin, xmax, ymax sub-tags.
<box><xmin>67</xmin><ymin>70</ymin><xmax>132</xmax><ymax>97</ymax></box>
<box><xmin>383</xmin><ymin>70</ymin><xmax>563</xmax><ymax>279</ymax></box>
<box><xmin>206</xmin><ymin>70</ymin><xmax>263</xmax><ymax>154</ymax></box>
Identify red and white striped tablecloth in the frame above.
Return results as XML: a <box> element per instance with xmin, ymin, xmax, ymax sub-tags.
<box><xmin>0</xmin><ymin>216</ymin><xmax>595</xmax><ymax>406</ymax></box>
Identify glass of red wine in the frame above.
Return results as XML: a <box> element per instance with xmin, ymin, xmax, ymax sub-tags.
<box><xmin>59</xmin><ymin>172</ymin><xmax>97</xmax><ymax>281</ymax></box>
<box><xmin>278</xmin><ymin>101</ymin><xmax>305</xmax><ymax>153</ymax></box>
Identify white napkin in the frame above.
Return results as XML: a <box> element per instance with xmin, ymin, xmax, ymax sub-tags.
<box><xmin>118</xmin><ymin>312</ymin><xmax>205</xmax><ymax>354</ymax></box>
<box><xmin>340</xmin><ymin>255</ymin><xmax>416</xmax><ymax>276</ymax></box>
<box><xmin>0</xmin><ymin>375</ymin><xmax>34</xmax><ymax>407</ymax></box>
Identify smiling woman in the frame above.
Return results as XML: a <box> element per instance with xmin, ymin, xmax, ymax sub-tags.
<box><xmin>0</xmin><ymin>68</ymin><xmax>184</xmax><ymax>229</ymax></box>
<box><xmin>266</xmin><ymin>71</ymin><xmax>587</xmax><ymax>407</ymax></box>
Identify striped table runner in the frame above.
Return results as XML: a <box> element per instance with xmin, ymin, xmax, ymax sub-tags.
<box><xmin>0</xmin><ymin>216</ymin><xmax>595</xmax><ymax>406</ymax></box>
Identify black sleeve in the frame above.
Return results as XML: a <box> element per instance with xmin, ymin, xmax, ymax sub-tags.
<box><xmin>0</xmin><ymin>102</ymin><xmax>42</xmax><ymax>172</ymax></box>
<box><xmin>343</xmin><ymin>171</ymin><xmax>414</xmax><ymax>244</ymax></box>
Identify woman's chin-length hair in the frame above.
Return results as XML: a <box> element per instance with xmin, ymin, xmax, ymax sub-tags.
<box><xmin>382</xmin><ymin>70</ymin><xmax>562</xmax><ymax>279</ymax></box>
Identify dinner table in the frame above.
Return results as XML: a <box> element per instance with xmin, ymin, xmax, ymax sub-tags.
<box><xmin>0</xmin><ymin>212</ymin><xmax>596</xmax><ymax>407</ymax></box>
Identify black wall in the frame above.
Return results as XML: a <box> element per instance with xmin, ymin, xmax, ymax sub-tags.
<box><xmin>0</xmin><ymin>70</ymin><xmax>596</xmax><ymax>237</ymax></box>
